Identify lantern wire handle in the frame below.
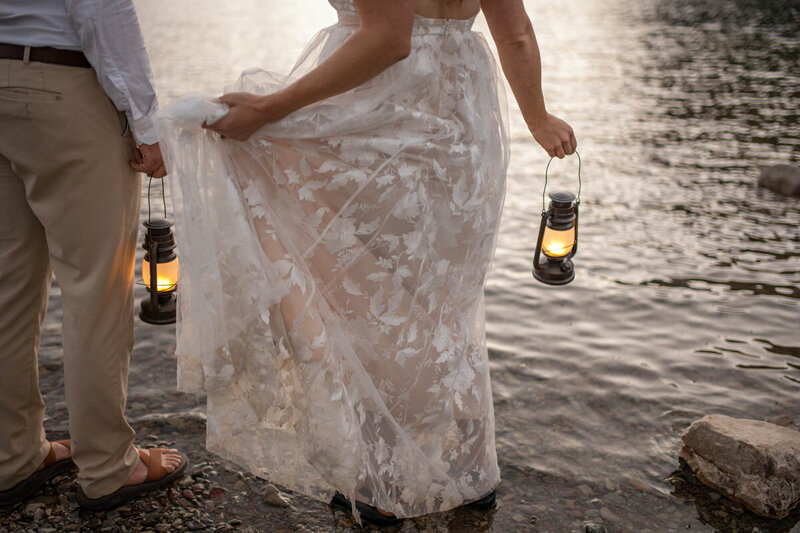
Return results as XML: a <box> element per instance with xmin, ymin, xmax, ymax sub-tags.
<box><xmin>146</xmin><ymin>177</ymin><xmax>169</xmax><ymax>224</ymax></box>
<box><xmin>542</xmin><ymin>150</ymin><xmax>582</xmax><ymax>212</ymax></box>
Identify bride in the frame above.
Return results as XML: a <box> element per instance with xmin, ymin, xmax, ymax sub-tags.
<box><xmin>156</xmin><ymin>0</ymin><xmax>576</xmax><ymax>526</ymax></box>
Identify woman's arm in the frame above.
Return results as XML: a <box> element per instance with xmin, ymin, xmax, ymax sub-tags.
<box><xmin>205</xmin><ymin>0</ymin><xmax>415</xmax><ymax>140</ymax></box>
<box><xmin>482</xmin><ymin>0</ymin><xmax>577</xmax><ymax>158</ymax></box>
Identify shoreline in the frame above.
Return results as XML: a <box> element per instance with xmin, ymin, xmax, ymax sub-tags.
<box><xmin>2</xmin><ymin>294</ymin><xmax>799</xmax><ymax>533</ymax></box>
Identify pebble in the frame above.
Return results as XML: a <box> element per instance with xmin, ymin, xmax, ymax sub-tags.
<box><xmin>263</xmin><ymin>484</ymin><xmax>291</xmax><ymax>508</ymax></box>
<box><xmin>600</xmin><ymin>506</ymin><xmax>620</xmax><ymax>523</ymax></box>
<box><xmin>186</xmin><ymin>519</ymin><xmax>205</xmax><ymax>530</ymax></box>
<box><xmin>178</xmin><ymin>475</ymin><xmax>194</xmax><ymax>486</ymax></box>
<box><xmin>585</xmin><ymin>523</ymin><xmax>608</xmax><ymax>533</ymax></box>
<box><xmin>512</xmin><ymin>513</ymin><xmax>526</xmax><ymax>522</ymax></box>
<box><xmin>209</xmin><ymin>485</ymin><xmax>226</xmax><ymax>502</ymax></box>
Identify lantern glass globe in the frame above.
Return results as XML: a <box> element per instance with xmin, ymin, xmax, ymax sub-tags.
<box><xmin>142</xmin><ymin>256</ymin><xmax>179</xmax><ymax>292</ymax></box>
<box><xmin>541</xmin><ymin>226</ymin><xmax>575</xmax><ymax>258</ymax></box>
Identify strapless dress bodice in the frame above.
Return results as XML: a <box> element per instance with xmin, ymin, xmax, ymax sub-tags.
<box><xmin>327</xmin><ymin>0</ymin><xmax>476</xmax><ymax>34</ymax></box>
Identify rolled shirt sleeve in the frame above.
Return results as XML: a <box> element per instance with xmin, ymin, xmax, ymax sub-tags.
<box><xmin>65</xmin><ymin>0</ymin><xmax>159</xmax><ymax>145</ymax></box>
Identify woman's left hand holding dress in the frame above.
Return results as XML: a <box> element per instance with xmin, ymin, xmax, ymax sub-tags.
<box><xmin>203</xmin><ymin>92</ymin><xmax>290</xmax><ymax>140</ymax></box>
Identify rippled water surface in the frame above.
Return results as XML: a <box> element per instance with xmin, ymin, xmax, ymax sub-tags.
<box><xmin>132</xmin><ymin>0</ymin><xmax>800</xmax><ymax>530</ymax></box>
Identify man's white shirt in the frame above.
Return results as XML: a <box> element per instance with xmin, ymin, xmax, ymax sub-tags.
<box><xmin>0</xmin><ymin>0</ymin><xmax>159</xmax><ymax>144</ymax></box>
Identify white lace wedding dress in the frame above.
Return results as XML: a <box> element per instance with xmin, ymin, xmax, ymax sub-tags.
<box><xmin>156</xmin><ymin>0</ymin><xmax>509</xmax><ymax>518</ymax></box>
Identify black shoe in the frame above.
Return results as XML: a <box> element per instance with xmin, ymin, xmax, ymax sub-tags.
<box><xmin>330</xmin><ymin>492</ymin><xmax>404</xmax><ymax>527</ymax></box>
<box><xmin>466</xmin><ymin>490</ymin><xmax>496</xmax><ymax>510</ymax></box>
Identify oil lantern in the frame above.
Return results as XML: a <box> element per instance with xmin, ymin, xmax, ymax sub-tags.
<box><xmin>532</xmin><ymin>152</ymin><xmax>581</xmax><ymax>285</ymax></box>
<box><xmin>139</xmin><ymin>179</ymin><xmax>179</xmax><ymax>324</ymax></box>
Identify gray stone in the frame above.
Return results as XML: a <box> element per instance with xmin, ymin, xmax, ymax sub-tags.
<box><xmin>758</xmin><ymin>164</ymin><xmax>800</xmax><ymax>197</ymax></box>
<box><xmin>177</xmin><ymin>475</ymin><xmax>194</xmax><ymax>486</ymax></box>
<box><xmin>263</xmin><ymin>484</ymin><xmax>290</xmax><ymax>508</ymax></box>
<box><xmin>600</xmin><ymin>506</ymin><xmax>619</xmax><ymax>522</ymax></box>
<box><xmin>22</xmin><ymin>503</ymin><xmax>44</xmax><ymax>518</ymax></box>
<box><xmin>585</xmin><ymin>523</ymin><xmax>608</xmax><ymax>533</ymax></box>
<box><xmin>681</xmin><ymin>414</ymin><xmax>800</xmax><ymax>518</ymax></box>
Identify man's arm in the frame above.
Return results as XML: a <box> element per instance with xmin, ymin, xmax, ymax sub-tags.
<box><xmin>482</xmin><ymin>0</ymin><xmax>577</xmax><ymax>158</ymax></box>
<box><xmin>65</xmin><ymin>0</ymin><xmax>166</xmax><ymax>177</ymax></box>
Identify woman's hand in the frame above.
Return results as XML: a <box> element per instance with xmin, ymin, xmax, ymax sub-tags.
<box><xmin>529</xmin><ymin>113</ymin><xmax>577</xmax><ymax>159</ymax></box>
<box><xmin>203</xmin><ymin>91</ymin><xmax>290</xmax><ymax>141</ymax></box>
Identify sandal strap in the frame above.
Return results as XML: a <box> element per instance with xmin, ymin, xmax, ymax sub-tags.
<box><xmin>138</xmin><ymin>448</ymin><xmax>168</xmax><ymax>482</ymax></box>
<box><xmin>43</xmin><ymin>439</ymin><xmax>72</xmax><ymax>467</ymax></box>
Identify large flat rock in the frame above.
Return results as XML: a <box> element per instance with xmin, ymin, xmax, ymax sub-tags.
<box><xmin>680</xmin><ymin>414</ymin><xmax>800</xmax><ymax>519</ymax></box>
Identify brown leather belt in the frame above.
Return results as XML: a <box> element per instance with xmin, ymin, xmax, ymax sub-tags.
<box><xmin>0</xmin><ymin>43</ymin><xmax>91</xmax><ymax>68</ymax></box>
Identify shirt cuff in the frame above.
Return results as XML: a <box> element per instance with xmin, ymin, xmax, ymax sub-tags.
<box><xmin>131</xmin><ymin>113</ymin><xmax>160</xmax><ymax>145</ymax></box>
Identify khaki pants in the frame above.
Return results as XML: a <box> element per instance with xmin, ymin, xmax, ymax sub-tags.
<box><xmin>0</xmin><ymin>58</ymin><xmax>141</xmax><ymax>498</ymax></box>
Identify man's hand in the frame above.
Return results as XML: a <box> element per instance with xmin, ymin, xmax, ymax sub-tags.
<box><xmin>529</xmin><ymin>113</ymin><xmax>577</xmax><ymax>159</ymax></box>
<box><xmin>130</xmin><ymin>142</ymin><xmax>167</xmax><ymax>178</ymax></box>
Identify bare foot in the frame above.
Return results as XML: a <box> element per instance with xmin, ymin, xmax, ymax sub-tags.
<box><xmin>36</xmin><ymin>442</ymin><xmax>71</xmax><ymax>471</ymax></box>
<box><xmin>124</xmin><ymin>448</ymin><xmax>183</xmax><ymax>486</ymax></box>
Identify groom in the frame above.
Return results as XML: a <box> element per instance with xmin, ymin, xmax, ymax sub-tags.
<box><xmin>0</xmin><ymin>0</ymin><xmax>185</xmax><ymax>510</ymax></box>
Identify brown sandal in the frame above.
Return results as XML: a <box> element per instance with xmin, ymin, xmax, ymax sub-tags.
<box><xmin>0</xmin><ymin>440</ymin><xmax>76</xmax><ymax>506</ymax></box>
<box><xmin>75</xmin><ymin>448</ymin><xmax>188</xmax><ymax>511</ymax></box>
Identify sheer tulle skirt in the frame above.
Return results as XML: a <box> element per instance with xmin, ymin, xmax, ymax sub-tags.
<box><xmin>157</xmin><ymin>11</ymin><xmax>509</xmax><ymax>519</ymax></box>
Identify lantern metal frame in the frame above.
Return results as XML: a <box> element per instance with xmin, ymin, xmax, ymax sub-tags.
<box><xmin>139</xmin><ymin>178</ymin><xmax>178</xmax><ymax>325</ymax></box>
<box><xmin>532</xmin><ymin>151</ymin><xmax>582</xmax><ymax>285</ymax></box>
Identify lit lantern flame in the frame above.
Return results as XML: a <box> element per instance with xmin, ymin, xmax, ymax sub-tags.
<box><xmin>541</xmin><ymin>227</ymin><xmax>575</xmax><ymax>258</ymax></box>
<box><xmin>142</xmin><ymin>256</ymin><xmax>179</xmax><ymax>292</ymax></box>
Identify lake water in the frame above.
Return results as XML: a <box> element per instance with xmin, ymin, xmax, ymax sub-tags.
<box><xmin>131</xmin><ymin>0</ymin><xmax>800</xmax><ymax>531</ymax></box>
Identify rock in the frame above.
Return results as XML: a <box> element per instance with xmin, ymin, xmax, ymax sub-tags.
<box><xmin>758</xmin><ymin>164</ymin><xmax>800</xmax><ymax>197</ymax></box>
<box><xmin>680</xmin><ymin>414</ymin><xmax>800</xmax><ymax>518</ymax></box>
<box><xmin>208</xmin><ymin>486</ymin><xmax>226</xmax><ymax>502</ymax></box>
<box><xmin>600</xmin><ymin>506</ymin><xmax>619</xmax><ymax>522</ymax></box>
<box><xmin>585</xmin><ymin>523</ymin><xmax>608</xmax><ymax>533</ymax></box>
<box><xmin>22</xmin><ymin>503</ymin><xmax>44</xmax><ymax>518</ymax></box>
<box><xmin>263</xmin><ymin>484</ymin><xmax>291</xmax><ymax>508</ymax></box>
<box><xmin>186</xmin><ymin>519</ymin><xmax>205</xmax><ymax>530</ymax></box>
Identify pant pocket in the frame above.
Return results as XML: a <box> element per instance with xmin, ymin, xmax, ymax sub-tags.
<box><xmin>0</xmin><ymin>87</ymin><xmax>64</xmax><ymax>103</ymax></box>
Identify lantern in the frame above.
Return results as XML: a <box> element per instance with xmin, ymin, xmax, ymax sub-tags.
<box><xmin>139</xmin><ymin>179</ymin><xmax>179</xmax><ymax>324</ymax></box>
<box><xmin>532</xmin><ymin>152</ymin><xmax>581</xmax><ymax>285</ymax></box>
